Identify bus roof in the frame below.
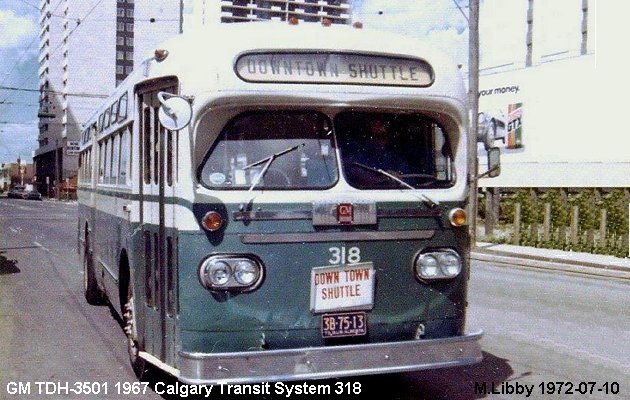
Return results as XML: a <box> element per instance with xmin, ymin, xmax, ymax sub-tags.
<box><xmin>143</xmin><ymin>22</ymin><xmax>466</xmax><ymax>100</ymax></box>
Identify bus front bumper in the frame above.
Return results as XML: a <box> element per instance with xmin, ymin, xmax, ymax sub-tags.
<box><xmin>176</xmin><ymin>331</ymin><xmax>483</xmax><ymax>385</ymax></box>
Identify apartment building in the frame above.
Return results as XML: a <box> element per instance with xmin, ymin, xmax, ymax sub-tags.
<box><xmin>192</xmin><ymin>0</ymin><xmax>352</xmax><ymax>26</ymax></box>
<box><xmin>34</xmin><ymin>0</ymin><xmax>181</xmax><ymax>196</ymax></box>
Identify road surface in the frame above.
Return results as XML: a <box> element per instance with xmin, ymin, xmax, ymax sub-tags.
<box><xmin>1</xmin><ymin>198</ymin><xmax>627</xmax><ymax>399</ymax></box>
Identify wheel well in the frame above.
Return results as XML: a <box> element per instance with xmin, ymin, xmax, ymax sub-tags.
<box><xmin>119</xmin><ymin>250</ymin><xmax>130</xmax><ymax>311</ymax></box>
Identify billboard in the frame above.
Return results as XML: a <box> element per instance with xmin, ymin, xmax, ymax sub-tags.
<box><xmin>478</xmin><ymin>54</ymin><xmax>630</xmax><ymax>188</ymax></box>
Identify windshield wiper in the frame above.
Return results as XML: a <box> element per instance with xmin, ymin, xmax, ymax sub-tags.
<box><xmin>352</xmin><ymin>162</ymin><xmax>439</xmax><ymax>208</ymax></box>
<box><xmin>243</xmin><ymin>143</ymin><xmax>305</xmax><ymax>192</ymax></box>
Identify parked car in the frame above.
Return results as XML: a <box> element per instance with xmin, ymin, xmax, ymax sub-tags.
<box><xmin>23</xmin><ymin>190</ymin><xmax>43</xmax><ymax>200</ymax></box>
<box><xmin>7</xmin><ymin>186</ymin><xmax>25</xmax><ymax>199</ymax></box>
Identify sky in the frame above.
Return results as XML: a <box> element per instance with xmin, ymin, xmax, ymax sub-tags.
<box><xmin>0</xmin><ymin>0</ymin><xmax>586</xmax><ymax>165</ymax></box>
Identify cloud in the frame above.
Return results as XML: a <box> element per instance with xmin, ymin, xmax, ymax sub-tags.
<box><xmin>355</xmin><ymin>0</ymin><xmax>469</xmax><ymax>66</ymax></box>
<box><xmin>0</xmin><ymin>9</ymin><xmax>37</xmax><ymax>48</ymax></box>
<box><xmin>0</xmin><ymin>122</ymin><xmax>38</xmax><ymax>164</ymax></box>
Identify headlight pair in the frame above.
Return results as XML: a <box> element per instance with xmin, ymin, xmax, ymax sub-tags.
<box><xmin>199</xmin><ymin>255</ymin><xmax>264</xmax><ymax>292</ymax></box>
<box><xmin>414</xmin><ymin>249</ymin><xmax>462</xmax><ymax>281</ymax></box>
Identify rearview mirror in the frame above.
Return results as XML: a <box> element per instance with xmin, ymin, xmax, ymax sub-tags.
<box><xmin>486</xmin><ymin>147</ymin><xmax>501</xmax><ymax>178</ymax></box>
<box><xmin>157</xmin><ymin>92</ymin><xmax>192</xmax><ymax>131</ymax></box>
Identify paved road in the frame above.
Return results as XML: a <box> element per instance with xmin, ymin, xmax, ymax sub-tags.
<box><xmin>0</xmin><ymin>199</ymin><xmax>628</xmax><ymax>399</ymax></box>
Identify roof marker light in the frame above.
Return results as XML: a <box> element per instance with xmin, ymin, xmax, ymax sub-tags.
<box><xmin>154</xmin><ymin>49</ymin><xmax>169</xmax><ymax>62</ymax></box>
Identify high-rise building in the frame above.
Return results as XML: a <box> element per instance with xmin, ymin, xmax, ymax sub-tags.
<box><xmin>34</xmin><ymin>0</ymin><xmax>181</xmax><ymax>197</ymax></box>
<box><xmin>192</xmin><ymin>0</ymin><xmax>352</xmax><ymax>26</ymax></box>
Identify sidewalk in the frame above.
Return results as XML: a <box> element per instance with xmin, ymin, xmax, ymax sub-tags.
<box><xmin>472</xmin><ymin>242</ymin><xmax>630</xmax><ymax>280</ymax></box>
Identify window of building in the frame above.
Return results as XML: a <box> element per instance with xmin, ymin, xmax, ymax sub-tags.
<box><xmin>117</xmin><ymin>51</ymin><xmax>124</xmax><ymax>60</ymax></box>
<box><xmin>117</xmin><ymin>36</ymin><xmax>124</xmax><ymax>46</ymax></box>
<box><xmin>117</xmin><ymin>9</ymin><xmax>125</xmax><ymax>17</ymax></box>
<box><xmin>126</xmin><ymin>9</ymin><xmax>134</xmax><ymax>18</ymax></box>
<box><xmin>125</xmin><ymin>66</ymin><xmax>133</xmax><ymax>74</ymax></box>
<box><xmin>116</xmin><ymin>65</ymin><xmax>124</xmax><ymax>74</ymax></box>
<box><xmin>126</xmin><ymin>51</ymin><xmax>133</xmax><ymax>60</ymax></box>
<box><xmin>126</xmin><ymin>23</ymin><xmax>133</xmax><ymax>32</ymax></box>
<box><xmin>117</xmin><ymin>22</ymin><xmax>125</xmax><ymax>31</ymax></box>
<box><xmin>126</xmin><ymin>37</ymin><xmax>133</xmax><ymax>46</ymax></box>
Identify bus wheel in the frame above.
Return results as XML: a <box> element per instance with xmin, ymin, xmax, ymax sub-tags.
<box><xmin>83</xmin><ymin>234</ymin><xmax>104</xmax><ymax>305</ymax></box>
<box><xmin>123</xmin><ymin>283</ymin><xmax>149</xmax><ymax>379</ymax></box>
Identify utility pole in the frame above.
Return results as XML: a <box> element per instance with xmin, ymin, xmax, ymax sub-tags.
<box><xmin>179</xmin><ymin>0</ymin><xmax>184</xmax><ymax>33</ymax></box>
<box><xmin>468</xmin><ymin>0</ymin><xmax>480</xmax><ymax>248</ymax></box>
<box><xmin>55</xmin><ymin>138</ymin><xmax>60</xmax><ymax>200</ymax></box>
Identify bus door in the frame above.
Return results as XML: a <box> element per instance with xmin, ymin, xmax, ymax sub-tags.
<box><xmin>136</xmin><ymin>78</ymin><xmax>178</xmax><ymax>364</ymax></box>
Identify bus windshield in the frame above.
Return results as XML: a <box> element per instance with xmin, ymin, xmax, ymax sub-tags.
<box><xmin>199</xmin><ymin>111</ymin><xmax>338</xmax><ymax>190</ymax></box>
<box><xmin>336</xmin><ymin>112</ymin><xmax>454</xmax><ymax>190</ymax></box>
<box><xmin>199</xmin><ymin>110</ymin><xmax>454</xmax><ymax>191</ymax></box>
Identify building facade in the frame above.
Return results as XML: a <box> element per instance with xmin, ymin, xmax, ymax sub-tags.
<box><xmin>34</xmin><ymin>0</ymin><xmax>181</xmax><ymax>196</ymax></box>
<box><xmin>192</xmin><ymin>0</ymin><xmax>352</xmax><ymax>26</ymax></box>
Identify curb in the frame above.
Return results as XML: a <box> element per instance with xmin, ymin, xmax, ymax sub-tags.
<box><xmin>471</xmin><ymin>251</ymin><xmax>630</xmax><ymax>281</ymax></box>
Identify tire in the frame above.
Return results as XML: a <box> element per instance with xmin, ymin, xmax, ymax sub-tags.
<box><xmin>123</xmin><ymin>275</ymin><xmax>151</xmax><ymax>379</ymax></box>
<box><xmin>83</xmin><ymin>234</ymin><xmax>104</xmax><ymax>305</ymax></box>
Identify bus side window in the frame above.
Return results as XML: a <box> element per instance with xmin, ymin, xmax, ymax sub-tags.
<box><xmin>98</xmin><ymin>141</ymin><xmax>105</xmax><ymax>184</ymax></box>
<box><xmin>143</xmin><ymin>106</ymin><xmax>151</xmax><ymax>184</ymax></box>
<box><xmin>117</xmin><ymin>92</ymin><xmax>128</xmax><ymax>122</ymax></box>
<box><xmin>119</xmin><ymin>128</ymin><xmax>129</xmax><ymax>185</ymax></box>
<box><xmin>112</xmin><ymin>134</ymin><xmax>120</xmax><ymax>186</ymax></box>
<box><xmin>153</xmin><ymin>104</ymin><xmax>159</xmax><ymax>185</ymax></box>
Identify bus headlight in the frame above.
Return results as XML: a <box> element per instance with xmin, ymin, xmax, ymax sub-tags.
<box><xmin>234</xmin><ymin>260</ymin><xmax>260</xmax><ymax>285</ymax></box>
<box><xmin>414</xmin><ymin>249</ymin><xmax>462</xmax><ymax>281</ymax></box>
<box><xmin>207</xmin><ymin>261</ymin><xmax>231</xmax><ymax>286</ymax></box>
<box><xmin>416</xmin><ymin>254</ymin><xmax>439</xmax><ymax>279</ymax></box>
<box><xmin>438</xmin><ymin>252</ymin><xmax>462</xmax><ymax>277</ymax></box>
<box><xmin>199</xmin><ymin>255</ymin><xmax>264</xmax><ymax>292</ymax></box>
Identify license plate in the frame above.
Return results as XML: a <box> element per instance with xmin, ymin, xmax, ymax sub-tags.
<box><xmin>321</xmin><ymin>312</ymin><xmax>367</xmax><ymax>338</ymax></box>
<box><xmin>310</xmin><ymin>262</ymin><xmax>375</xmax><ymax>313</ymax></box>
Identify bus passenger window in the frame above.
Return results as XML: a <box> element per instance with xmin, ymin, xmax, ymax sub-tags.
<box><xmin>143</xmin><ymin>106</ymin><xmax>151</xmax><ymax>184</ymax></box>
<box><xmin>119</xmin><ymin>128</ymin><xmax>129</xmax><ymax>185</ymax></box>
<box><xmin>199</xmin><ymin>111</ymin><xmax>337</xmax><ymax>190</ymax></box>
<box><xmin>153</xmin><ymin>108</ymin><xmax>160</xmax><ymax>185</ymax></box>
<box><xmin>112</xmin><ymin>134</ymin><xmax>120</xmax><ymax>186</ymax></box>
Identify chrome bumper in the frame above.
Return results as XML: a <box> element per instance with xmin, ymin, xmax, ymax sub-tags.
<box><xmin>177</xmin><ymin>331</ymin><xmax>483</xmax><ymax>385</ymax></box>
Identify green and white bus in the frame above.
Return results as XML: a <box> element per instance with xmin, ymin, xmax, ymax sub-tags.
<box><xmin>78</xmin><ymin>22</ymin><xmax>496</xmax><ymax>384</ymax></box>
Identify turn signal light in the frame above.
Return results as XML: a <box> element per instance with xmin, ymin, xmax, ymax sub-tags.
<box><xmin>449</xmin><ymin>208</ymin><xmax>467</xmax><ymax>227</ymax></box>
<box><xmin>201</xmin><ymin>211</ymin><xmax>223</xmax><ymax>232</ymax></box>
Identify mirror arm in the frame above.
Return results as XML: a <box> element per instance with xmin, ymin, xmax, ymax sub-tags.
<box><xmin>476</xmin><ymin>165</ymin><xmax>499</xmax><ymax>180</ymax></box>
<box><xmin>157</xmin><ymin>92</ymin><xmax>177</xmax><ymax>118</ymax></box>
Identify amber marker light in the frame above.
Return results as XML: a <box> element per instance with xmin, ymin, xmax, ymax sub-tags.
<box><xmin>201</xmin><ymin>211</ymin><xmax>223</xmax><ymax>232</ymax></box>
<box><xmin>154</xmin><ymin>48</ymin><xmax>169</xmax><ymax>62</ymax></box>
<box><xmin>449</xmin><ymin>208</ymin><xmax>467</xmax><ymax>227</ymax></box>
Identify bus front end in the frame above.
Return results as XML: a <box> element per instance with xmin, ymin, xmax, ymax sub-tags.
<box><xmin>175</xmin><ymin>96</ymin><xmax>482</xmax><ymax>384</ymax></box>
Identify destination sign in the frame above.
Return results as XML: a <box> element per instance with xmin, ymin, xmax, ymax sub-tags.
<box><xmin>236</xmin><ymin>52</ymin><xmax>434</xmax><ymax>87</ymax></box>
